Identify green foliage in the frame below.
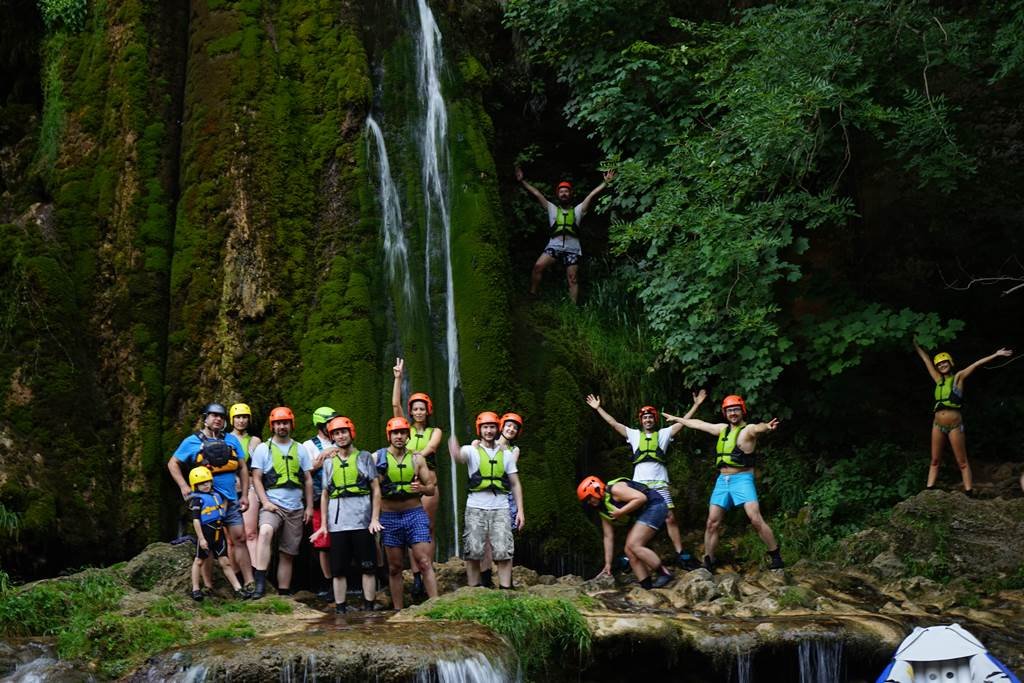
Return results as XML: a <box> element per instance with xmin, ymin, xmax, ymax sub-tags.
<box><xmin>37</xmin><ymin>0</ymin><xmax>88</xmax><ymax>32</ymax></box>
<box><xmin>57</xmin><ymin>612</ymin><xmax>188</xmax><ymax>678</ymax></box>
<box><xmin>0</xmin><ymin>570</ymin><xmax>124</xmax><ymax>636</ymax></box>
<box><xmin>199</xmin><ymin>596</ymin><xmax>293</xmax><ymax>616</ymax></box>
<box><xmin>505</xmin><ymin>0</ymin><xmax>972</xmax><ymax>402</ymax></box>
<box><xmin>204</xmin><ymin>619</ymin><xmax>256</xmax><ymax>640</ymax></box>
<box><xmin>423</xmin><ymin>592</ymin><xmax>591</xmax><ymax>680</ymax></box>
<box><xmin>0</xmin><ymin>503</ymin><xmax>19</xmax><ymax>540</ymax></box>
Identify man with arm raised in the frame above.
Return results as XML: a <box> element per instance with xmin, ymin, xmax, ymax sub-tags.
<box><xmin>663</xmin><ymin>395</ymin><xmax>783</xmax><ymax>572</ymax></box>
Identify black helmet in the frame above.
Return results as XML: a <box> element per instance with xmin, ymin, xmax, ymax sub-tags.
<box><xmin>202</xmin><ymin>403</ymin><xmax>228</xmax><ymax>418</ymax></box>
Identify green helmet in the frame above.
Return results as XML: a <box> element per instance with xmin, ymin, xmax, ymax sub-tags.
<box><xmin>313</xmin><ymin>406</ymin><xmax>337</xmax><ymax>429</ymax></box>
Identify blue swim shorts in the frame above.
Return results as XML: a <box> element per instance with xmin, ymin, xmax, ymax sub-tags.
<box><xmin>380</xmin><ymin>507</ymin><xmax>432</xmax><ymax>548</ymax></box>
<box><xmin>709</xmin><ymin>470</ymin><xmax>758</xmax><ymax>510</ymax></box>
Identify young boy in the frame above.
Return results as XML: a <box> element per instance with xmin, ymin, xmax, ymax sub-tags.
<box><xmin>310</xmin><ymin>416</ymin><xmax>383</xmax><ymax>613</ymax></box>
<box><xmin>188</xmin><ymin>466</ymin><xmax>251</xmax><ymax>601</ymax></box>
<box><xmin>450</xmin><ymin>412</ymin><xmax>524</xmax><ymax>589</ymax></box>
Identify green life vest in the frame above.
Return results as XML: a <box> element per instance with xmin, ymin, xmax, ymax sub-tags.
<box><xmin>715</xmin><ymin>425</ymin><xmax>756</xmax><ymax>469</ymax></box>
<box><xmin>933</xmin><ymin>376</ymin><xmax>963</xmax><ymax>412</ymax></box>
<box><xmin>551</xmin><ymin>206</ymin><xmax>577</xmax><ymax>237</ymax></box>
<box><xmin>240</xmin><ymin>435</ymin><xmax>252</xmax><ymax>463</ymax></box>
<box><xmin>327</xmin><ymin>451</ymin><xmax>371</xmax><ymax>498</ymax></box>
<box><xmin>262</xmin><ymin>441</ymin><xmax>304</xmax><ymax>489</ymax></box>
<box><xmin>597</xmin><ymin>478</ymin><xmax>649</xmax><ymax>525</ymax></box>
<box><xmin>376</xmin><ymin>448</ymin><xmax>418</xmax><ymax>500</ymax></box>
<box><xmin>468</xmin><ymin>446</ymin><xmax>511</xmax><ymax>494</ymax></box>
<box><xmin>409</xmin><ymin>427</ymin><xmax>438</xmax><ymax>471</ymax></box>
<box><xmin>632</xmin><ymin>431</ymin><xmax>666</xmax><ymax>465</ymax></box>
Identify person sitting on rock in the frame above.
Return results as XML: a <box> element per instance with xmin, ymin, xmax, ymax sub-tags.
<box><xmin>310</xmin><ymin>416</ymin><xmax>383</xmax><ymax>613</ymax></box>
<box><xmin>450</xmin><ymin>412</ymin><xmax>525</xmax><ymax>590</ymax></box>
<box><xmin>515</xmin><ymin>165</ymin><xmax>614</xmax><ymax>304</ymax></box>
<box><xmin>391</xmin><ymin>358</ymin><xmax>443</xmax><ymax>597</ymax></box>
<box><xmin>250</xmin><ymin>406</ymin><xmax>315</xmax><ymax>598</ymax></box>
<box><xmin>585</xmin><ymin>392</ymin><xmax>704</xmax><ymax>568</ymax></box>
<box><xmin>167</xmin><ymin>402</ymin><xmax>256</xmax><ymax>593</ymax></box>
<box><xmin>663</xmin><ymin>395</ymin><xmax>783</xmax><ymax>572</ymax></box>
<box><xmin>376</xmin><ymin>416</ymin><xmax>438</xmax><ymax>609</ymax></box>
<box><xmin>188</xmin><ymin>466</ymin><xmax>251</xmax><ymax>601</ymax></box>
<box><xmin>913</xmin><ymin>341</ymin><xmax>1012</xmax><ymax>496</ymax></box>
<box><xmin>578</xmin><ymin>476</ymin><xmax>673</xmax><ymax>589</ymax></box>
<box><xmin>303</xmin><ymin>406</ymin><xmax>339</xmax><ymax>602</ymax></box>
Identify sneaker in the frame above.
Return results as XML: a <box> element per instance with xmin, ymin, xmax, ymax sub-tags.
<box><xmin>703</xmin><ymin>555</ymin><xmax>717</xmax><ymax>573</ymax></box>
<box><xmin>316</xmin><ymin>589</ymin><xmax>331</xmax><ymax>601</ymax></box>
<box><xmin>652</xmin><ymin>571</ymin><xmax>673</xmax><ymax>589</ymax></box>
<box><xmin>190</xmin><ymin>589</ymin><xmax>204</xmax><ymax>602</ymax></box>
<box><xmin>244</xmin><ymin>581</ymin><xmax>256</xmax><ymax>593</ymax></box>
<box><xmin>234</xmin><ymin>588</ymin><xmax>253</xmax><ymax>600</ymax></box>
<box><xmin>278</xmin><ymin>588</ymin><xmax>293</xmax><ymax>597</ymax></box>
<box><xmin>677</xmin><ymin>552</ymin><xmax>701</xmax><ymax>571</ymax></box>
<box><xmin>335</xmin><ymin>602</ymin><xmax>348</xmax><ymax>614</ymax></box>
<box><xmin>767</xmin><ymin>549</ymin><xmax>785</xmax><ymax>570</ymax></box>
<box><xmin>362</xmin><ymin>599</ymin><xmax>379</xmax><ymax>612</ymax></box>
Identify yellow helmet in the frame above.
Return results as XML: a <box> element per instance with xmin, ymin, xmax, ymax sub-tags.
<box><xmin>933</xmin><ymin>352</ymin><xmax>954</xmax><ymax>367</ymax></box>
<box><xmin>189</xmin><ymin>466</ymin><xmax>213</xmax><ymax>490</ymax></box>
<box><xmin>229</xmin><ymin>403</ymin><xmax>251</xmax><ymax>420</ymax></box>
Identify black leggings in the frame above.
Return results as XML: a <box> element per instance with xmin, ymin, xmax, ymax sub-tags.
<box><xmin>329</xmin><ymin>529</ymin><xmax>376</xmax><ymax>576</ymax></box>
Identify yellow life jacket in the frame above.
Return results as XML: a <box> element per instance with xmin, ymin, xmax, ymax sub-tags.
<box><xmin>263</xmin><ymin>441</ymin><xmax>304</xmax><ymax>489</ymax></box>
<box><xmin>376</xmin><ymin>448</ymin><xmax>418</xmax><ymax>500</ymax></box>
<box><xmin>715</xmin><ymin>425</ymin><xmax>756</xmax><ymax>469</ymax></box>
<box><xmin>409</xmin><ymin>426</ymin><xmax>438</xmax><ymax>471</ymax></box>
<box><xmin>632</xmin><ymin>431</ymin><xmax>666</xmax><ymax>465</ymax></box>
<box><xmin>551</xmin><ymin>206</ymin><xmax>577</xmax><ymax>237</ymax></box>
<box><xmin>328</xmin><ymin>451</ymin><xmax>371</xmax><ymax>498</ymax></box>
<box><xmin>468</xmin><ymin>446</ymin><xmax>511</xmax><ymax>494</ymax></box>
<box><xmin>933</xmin><ymin>375</ymin><xmax>963</xmax><ymax>412</ymax></box>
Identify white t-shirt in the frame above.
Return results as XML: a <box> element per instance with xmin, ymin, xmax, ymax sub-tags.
<box><xmin>461</xmin><ymin>444</ymin><xmax>518</xmax><ymax>510</ymax></box>
<box><xmin>250</xmin><ymin>439</ymin><xmax>313</xmax><ymax>510</ymax></box>
<box><xmin>321</xmin><ymin>450</ymin><xmax>378</xmax><ymax>532</ymax></box>
<box><xmin>544</xmin><ymin>201</ymin><xmax>586</xmax><ymax>255</ymax></box>
<box><xmin>625</xmin><ymin>427</ymin><xmax>674</xmax><ymax>484</ymax></box>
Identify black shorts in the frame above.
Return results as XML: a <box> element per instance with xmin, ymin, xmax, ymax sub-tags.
<box><xmin>329</xmin><ymin>529</ymin><xmax>377</xmax><ymax>576</ymax></box>
<box><xmin>543</xmin><ymin>247</ymin><xmax>580</xmax><ymax>267</ymax></box>
<box><xmin>196</xmin><ymin>524</ymin><xmax>227</xmax><ymax>560</ymax></box>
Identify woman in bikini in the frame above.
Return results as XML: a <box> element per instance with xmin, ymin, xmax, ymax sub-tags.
<box><xmin>913</xmin><ymin>341</ymin><xmax>1012</xmax><ymax>495</ymax></box>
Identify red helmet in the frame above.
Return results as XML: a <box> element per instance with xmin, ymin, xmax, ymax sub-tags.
<box><xmin>721</xmin><ymin>395</ymin><xmax>747</xmax><ymax>416</ymax></box>
<box><xmin>326</xmin><ymin>416</ymin><xmax>356</xmax><ymax>442</ymax></box>
<box><xmin>500</xmin><ymin>412</ymin><xmax>523</xmax><ymax>436</ymax></box>
<box><xmin>386</xmin><ymin>416</ymin><xmax>411</xmax><ymax>439</ymax></box>
<box><xmin>556</xmin><ymin>181</ymin><xmax>572</xmax><ymax>191</ymax></box>
<box><xmin>268</xmin><ymin>406</ymin><xmax>295</xmax><ymax>425</ymax></box>
<box><xmin>407</xmin><ymin>392</ymin><xmax>434</xmax><ymax>416</ymax></box>
<box><xmin>577</xmin><ymin>476</ymin><xmax>605</xmax><ymax>502</ymax></box>
<box><xmin>637</xmin><ymin>405</ymin><xmax>658</xmax><ymax>420</ymax></box>
<box><xmin>475</xmin><ymin>411</ymin><xmax>501</xmax><ymax>436</ymax></box>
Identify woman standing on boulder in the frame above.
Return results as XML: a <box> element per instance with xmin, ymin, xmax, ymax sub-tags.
<box><xmin>391</xmin><ymin>358</ymin><xmax>443</xmax><ymax>597</ymax></box>
<box><xmin>913</xmin><ymin>341</ymin><xmax>1012</xmax><ymax>496</ymax></box>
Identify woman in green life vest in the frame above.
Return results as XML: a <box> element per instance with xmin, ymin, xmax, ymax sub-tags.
<box><xmin>230</xmin><ymin>402</ymin><xmax>263</xmax><ymax>561</ymax></box>
<box><xmin>913</xmin><ymin>341</ymin><xmax>1012</xmax><ymax>495</ymax></box>
<box><xmin>391</xmin><ymin>358</ymin><xmax>443</xmax><ymax>597</ymax></box>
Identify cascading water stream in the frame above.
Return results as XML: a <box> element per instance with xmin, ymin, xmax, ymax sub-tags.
<box><xmin>366</xmin><ymin>116</ymin><xmax>414</xmax><ymax>309</ymax></box>
<box><xmin>798</xmin><ymin>639</ymin><xmax>843</xmax><ymax>683</ymax></box>
<box><xmin>413</xmin><ymin>0</ymin><xmax>461</xmax><ymax>557</ymax></box>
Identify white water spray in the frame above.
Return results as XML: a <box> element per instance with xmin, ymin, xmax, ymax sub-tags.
<box><xmin>418</xmin><ymin>653</ymin><xmax>520</xmax><ymax>683</ymax></box>
<box><xmin>366</xmin><ymin>116</ymin><xmax>414</xmax><ymax>308</ymax></box>
<box><xmin>414</xmin><ymin>0</ymin><xmax>461</xmax><ymax>556</ymax></box>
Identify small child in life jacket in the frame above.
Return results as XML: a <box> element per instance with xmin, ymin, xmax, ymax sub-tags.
<box><xmin>188</xmin><ymin>466</ymin><xmax>251</xmax><ymax>601</ymax></box>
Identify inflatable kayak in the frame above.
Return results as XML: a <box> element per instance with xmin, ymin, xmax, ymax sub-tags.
<box><xmin>876</xmin><ymin>624</ymin><xmax>1019</xmax><ymax>683</ymax></box>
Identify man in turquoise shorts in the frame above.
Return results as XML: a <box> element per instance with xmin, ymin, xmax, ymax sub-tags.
<box><xmin>663</xmin><ymin>395</ymin><xmax>783</xmax><ymax>571</ymax></box>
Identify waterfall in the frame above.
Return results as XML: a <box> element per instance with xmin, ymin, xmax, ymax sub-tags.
<box><xmin>417</xmin><ymin>653</ymin><xmax>520</xmax><ymax>683</ymax></box>
<box><xmin>366</xmin><ymin>116</ymin><xmax>414</xmax><ymax>309</ymax></box>
<box><xmin>413</xmin><ymin>0</ymin><xmax>461</xmax><ymax>557</ymax></box>
<box><xmin>734</xmin><ymin>651</ymin><xmax>752</xmax><ymax>683</ymax></box>
<box><xmin>798</xmin><ymin>639</ymin><xmax>843</xmax><ymax>683</ymax></box>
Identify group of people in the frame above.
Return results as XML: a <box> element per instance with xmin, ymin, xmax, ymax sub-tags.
<box><xmin>166</xmin><ymin>359</ymin><xmax>526</xmax><ymax>613</ymax></box>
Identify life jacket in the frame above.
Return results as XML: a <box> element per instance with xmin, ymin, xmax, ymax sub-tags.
<box><xmin>327</xmin><ymin>451</ymin><xmax>371</xmax><ymax>498</ymax></box>
<box><xmin>933</xmin><ymin>375</ymin><xmax>963</xmax><ymax>412</ymax></box>
<box><xmin>409</xmin><ymin>427</ymin><xmax>438</xmax><ymax>471</ymax></box>
<box><xmin>632</xmin><ymin>431</ymin><xmax>666</xmax><ymax>465</ymax></box>
<box><xmin>239</xmin><ymin>434</ymin><xmax>252</xmax><ymax>464</ymax></box>
<box><xmin>551</xmin><ymin>205</ymin><xmax>577</xmax><ymax>238</ymax></box>
<box><xmin>468</xmin><ymin>446</ymin><xmax>511</xmax><ymax>494</ymax></box>
<box><xmin>191</xmin><ymin>490</ymin><xmax>226</xmax><ymax>526</ymax></box>
<box><xmin>194</xmin><ymin>435</ymin><xmax>240</xmax><ymax>475</ymax></box>
<box><xmin>376</xmin><ymin>448</ymin><xmax>418</xmax><ymax>500</ymax></box>
<box><xmin>597</xmin><ymin>478</ymin><xmax>650</xmax><ymax>525</ymax></box>
<box><xmin>715</xmin><ymin>425</ymin><xmax>757</xmax><ymax>469</ymax></box>
<box><xmin>307</xmin><ymin>435</ymin><xmax>329</xmax><ymax>496</ymax></box>
<box><xmin>262</xmin><ymin>441</ymin><xmax>304</xmax><ymax>489</ymax></box>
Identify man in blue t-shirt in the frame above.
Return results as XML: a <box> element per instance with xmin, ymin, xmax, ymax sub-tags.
<box><xmin>167</xmin><ymin>402</ymin><xmax>255</xmax><ymax>591</ymax></box>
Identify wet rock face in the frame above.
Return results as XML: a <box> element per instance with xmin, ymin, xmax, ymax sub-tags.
<box><xmin>128</xmin><ymin>621</ymin><xmax>514</xmax><ymax>683</ymax></box>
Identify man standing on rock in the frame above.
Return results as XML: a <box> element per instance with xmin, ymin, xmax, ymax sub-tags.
<box><xmin>663</xmin><ymin>395</ymin><xmax>784</xmax><ymax>572</ymax></box>
<box><xmin>250</xmin><ymin>406</ymin><xmax>315</xmax><ymax>598</ymax></box>
<box><xmin>167</xmin><ymin>402</ymin><xmax>256</xmax><ymax>591</ymax></box>
<box><xmin>585</xmin><ymin>392</ymin><xmax>704</xmax><ymax>568</ymax></box>
<box><xmin>376</xmin><ymin>416</ymin><xmax>438</xmax><ymax>609</ymax></box>
<box><xmin>516</xmin><ymin>165</ymin><xmax>614</xmax><ymax>304</ymax></box>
